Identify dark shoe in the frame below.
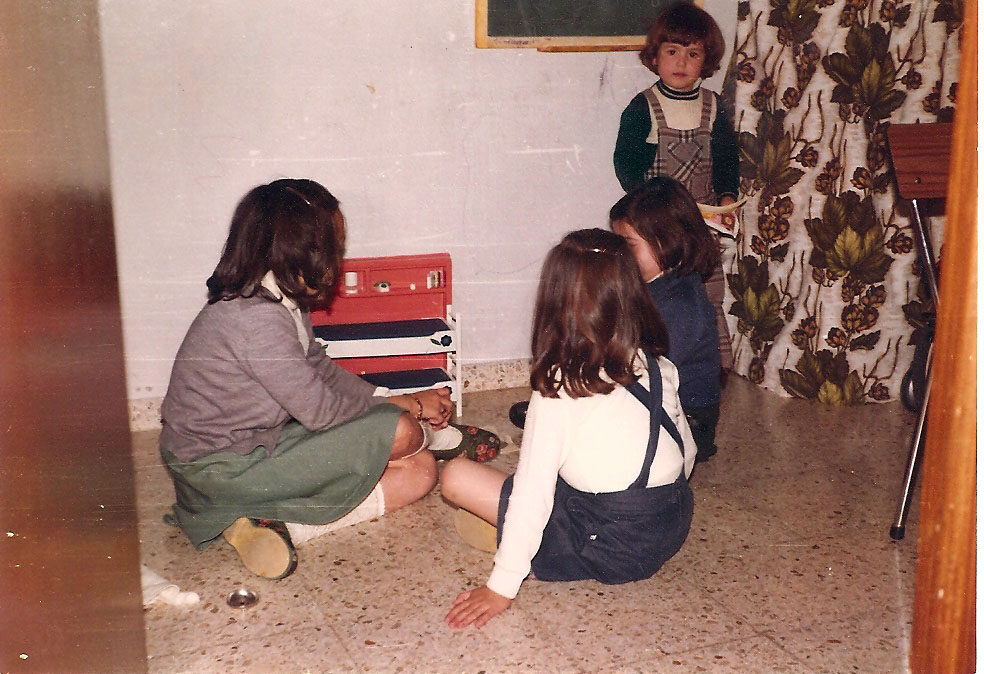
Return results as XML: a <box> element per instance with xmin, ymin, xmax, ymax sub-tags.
<box><xmin>429</xmin><ymin>423</ymin><xmax>501</xmax><ymax>462</ymax></box>
<box><xmin>508</xmin><ymin>401</ymin><xmax>529</xmax><ymax>429</ymax></box>
<box><xmin>694</xmin><ymin>445</ymin><xmax>718</xmax><ymax>464</ymax></box>
<box><xmin>222</xmin><ymin>517</ymin><xmax>297</xmax><ymax>580</ymax></box>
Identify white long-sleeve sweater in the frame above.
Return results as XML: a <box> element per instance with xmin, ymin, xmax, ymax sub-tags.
<box><xmin>486</xmin><ymin>355</ymin><xmax>697</xmax><ymax>599</ymax></box>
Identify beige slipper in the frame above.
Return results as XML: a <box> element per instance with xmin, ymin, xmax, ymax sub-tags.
<box><xmin>453</xmin><ymin>509</ymin><xmax>498</xmax><ymax>553</ymax></box>
<box><xmin>222</xmin><ymin>517</ymin><xmax>297</xmax><ymax>580</ymax></box>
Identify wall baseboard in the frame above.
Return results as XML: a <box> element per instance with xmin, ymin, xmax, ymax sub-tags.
<box><xmin>128</xmin><ymin>359</ymin><xmax>531</xmax><ymax>432</ymax></box>
<box><xmin>460</xmin><ymin>358</ymin><xmax>530</xmax><ymax>394</ymax></box>
<box><xmin>129</xmin><ymin>396</ymin><xmax>164</xmax><ymax>433</ymax></box>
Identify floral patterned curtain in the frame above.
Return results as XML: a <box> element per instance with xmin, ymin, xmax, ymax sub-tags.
<box><xmin>723</xmin><ymin>0</ymin><xmax>963</xmax><ymax>404</ymax></box>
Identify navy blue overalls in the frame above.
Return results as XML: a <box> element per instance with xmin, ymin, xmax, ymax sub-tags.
<box><xmin>498</xmin><ymin>355</ymin><xmax>694</xmax><ymax>585</ymax></box>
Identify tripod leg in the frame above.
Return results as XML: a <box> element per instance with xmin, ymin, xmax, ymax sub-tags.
<box><xmin>909</xmin><ymin>198</ymin><xmax>940</xmax><ymax>307</ymax></box>
<box><xmin>890</xmin><ymin>370</ymin><xmax>932</xmax><ymax>540</ymax></box>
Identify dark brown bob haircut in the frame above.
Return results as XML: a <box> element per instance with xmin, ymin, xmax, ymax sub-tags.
<box><xmin>639</xmin><ymin>2</ymin><xmax>725</xmax><ymax>79</ymax></box>
<box><xmin>609</xmin><ymin>176</ymin><xmax>719</xmax><ymax>281</ymax></box>
<box><xmin>530</xmin><ymin>228</ymin><xmax>668</xmax><ymax>399</ymax></box>
<box><xmin>206</xmin><ymin>178</ymin><xmax>344</xmax><ymax>309</ymax></box>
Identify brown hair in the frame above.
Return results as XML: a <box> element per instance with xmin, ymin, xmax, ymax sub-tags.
<box><xmin>639</xmin><ymin>2</ymin><xmax>725</xmax><ymax>79</ymax></box>
<box><xmin>530</xmin><ymin>229</ymin><xmax>668</xmax><ymax>399</ymax></box>
<box><xmin>609</xmin><ymin>176</ymin><xmax>719</xmax><ymax>281</ymax></box>
<box><xmin>206</xmin><ymin>178</ymin><xmax>344</xmax><ymax>309</ymax></box>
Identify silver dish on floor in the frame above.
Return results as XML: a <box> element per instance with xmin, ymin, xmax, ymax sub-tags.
<box><xmin>226</xmin><ymin>587</ymin><xmax>258</xmax><ymax>608</ymax></box>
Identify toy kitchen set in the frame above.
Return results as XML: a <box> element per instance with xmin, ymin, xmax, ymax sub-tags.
<box><xmin>308</xmin><ymin>253</ymin><xmax>462</xmax><ymax>416</ymax></box>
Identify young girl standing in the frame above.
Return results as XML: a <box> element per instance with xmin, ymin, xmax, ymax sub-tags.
<box><xmin>611</xmin><ymin>176</ymin><xmax>721</xmax><ymax>463</ymax></box>
<box><xmin>441</xmin><ymin>229</ymin><xmax>696</xmax><ymax>629</ymax></box>
<box><xmin>160</xmin><ymin>178</ymin><xmax>498</xmax><ymax>580</ymax></box>
<box><xmin>613</xmin><ymin>1</ymin><xmax>739</xmax><ymax>375</ymax></box>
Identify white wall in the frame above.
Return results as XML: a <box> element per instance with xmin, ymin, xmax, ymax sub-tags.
<box><xmin>100</xmin><ymin>0</ymin><xmax>736</xmax><ymax>401</ymax></box>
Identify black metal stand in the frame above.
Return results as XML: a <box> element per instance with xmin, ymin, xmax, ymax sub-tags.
<box><xmin>890</xmin><ymin>342</ymin><xmax>933</xmax><ymax>540</ymax></box>
<box><xmin>889</xmin><ymin>198</ymin><xmax>939</xmax><ymax>540</ymax></box>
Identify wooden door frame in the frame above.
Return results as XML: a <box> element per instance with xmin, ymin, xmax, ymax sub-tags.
<box><xmin>910</xmin><ymin>0</ymin><xmax>977</xmax><ymax>671</ymax></box>
<box><xmin>0</xmin><ymin>2</ymin><xmax>148</xmax><ymax>671</ymax></box>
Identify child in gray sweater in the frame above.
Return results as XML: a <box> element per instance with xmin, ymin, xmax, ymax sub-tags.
<box><xmin>160</xmin><ymin>178</ymin><xmax>498</xmax><ymax>579</ymax></box>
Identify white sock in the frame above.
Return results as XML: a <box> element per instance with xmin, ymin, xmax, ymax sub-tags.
<box><xmin>422</xmin><ymin>423</ymin><xmax>463</xmax><ymax>452</ymax></box>
<box><xmin>285</xmin><ymin>483</ymin><xmax>386</xmax><ymax>546</ymax></box>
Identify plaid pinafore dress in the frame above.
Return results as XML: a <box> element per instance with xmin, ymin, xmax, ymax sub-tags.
<box><xmin>643</xmin><ymin>86</ymin><xmax>733</xmax><ymax>370</ymax></box>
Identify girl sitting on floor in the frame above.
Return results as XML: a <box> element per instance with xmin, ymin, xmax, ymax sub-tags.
<box><xmin>440</xmin><ymin>228</ymin><xmax>696</xmax><ymax>629</ymax></box>
<box><xmin>160</xmin><ymin>178</ymin><xmax>499</xmax><ymax>580</ymax></box>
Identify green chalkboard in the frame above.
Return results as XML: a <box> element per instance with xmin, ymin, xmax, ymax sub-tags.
<box><xmin>476</xmin><ymin>0</ymin><xmax>698</xmax><ymax>51</ymax></box>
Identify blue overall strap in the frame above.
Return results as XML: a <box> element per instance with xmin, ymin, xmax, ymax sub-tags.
<box><xmin>626</xmin><ymin>355</ymin><xmax>685</xmax><ymax>489</ymax></box>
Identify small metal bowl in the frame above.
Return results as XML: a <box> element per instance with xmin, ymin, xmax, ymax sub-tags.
<box><xmin>226</xmin><ymin>587</ymin><xmax>258</xmax><ymax>608</ymax></box>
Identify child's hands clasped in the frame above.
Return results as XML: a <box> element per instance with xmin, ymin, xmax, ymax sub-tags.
<box><xmin>400</xmin><ymin>388</ymin><xmax>452</xmax><ymax>429</ymax></box>
<box><xmin>445</xmin><ymin>586</ymin><xmax>511</xmax><ymax>629</ymax></box>
<box><xmin>715</xmin><ymin>195</ymin><xmax>737</xmax><ymax>235</ymax></box>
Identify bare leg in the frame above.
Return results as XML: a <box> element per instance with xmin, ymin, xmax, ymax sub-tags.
<box><xmin>375</xmin><ymin>411</ymin><xmax>437</xmax><ymax>512</ymax></box>
<box><xmin>389</xmin><ymin>411</ymin><xmax>425</xmax><ymax>461</ymax></box>
<box><xmin>439</xmin><ymin>456</ymin><xmax>508</xmax><ymax>525</ymax></box>
<box><xmin>378</xmin><ymin>450</ymin><xmax>437</xmax><ymax>512</ymax></box>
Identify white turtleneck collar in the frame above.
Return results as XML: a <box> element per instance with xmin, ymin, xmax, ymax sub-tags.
<box><xmin>260</xmin><ymin>270</ymin><xmax>308</xmax><ymax>350</ymax></box>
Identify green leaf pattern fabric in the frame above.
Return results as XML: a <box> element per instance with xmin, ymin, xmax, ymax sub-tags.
<box><xmin>724</xmin><ymin>0</ymin><xmax>961</xmax><ymax>404</ymax></box>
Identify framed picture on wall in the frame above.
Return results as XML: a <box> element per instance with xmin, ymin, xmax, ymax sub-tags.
<box><xmin>476</xmin><ymin>0</ymin><xmax>699</xmax><ymax>51</ymax></box>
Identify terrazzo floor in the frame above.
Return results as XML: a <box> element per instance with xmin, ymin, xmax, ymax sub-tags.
<box><xmin>135</xmin><ymin>376</ymin><xmax>920</xmax><ymax>673</ymax></box>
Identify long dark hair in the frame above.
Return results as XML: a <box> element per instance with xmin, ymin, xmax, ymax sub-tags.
<box><xmin>206</xmin><ymin>178</ymin><xmax>344</xmax><ymax>309</ymax></box>
<box><xmin>530</xmin><ymin>229</ymin><xmax>668</xmax><ymax>399</ymax></box>
<box><xmin>609</xmin><ymin>176</ymin><xmax>718</xmax><ymax>281</ymax></box>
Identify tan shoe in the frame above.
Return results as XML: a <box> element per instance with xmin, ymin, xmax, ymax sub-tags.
<box><xmin>222</xmin><ymin>517</ymin><xmax>297</xmax><ymax>580</ymax></box>
<box><xmin>453</xmin><ymin>509</ymin><xmax>498</xmax><ymax>553</ymax></box>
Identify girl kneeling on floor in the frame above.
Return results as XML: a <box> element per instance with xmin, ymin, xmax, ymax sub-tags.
<box><xmin>441</xmin><ymin>228</ymin><xmax>696</xmax><ymax>629</ymax></box>
<box><xmin>160</xmin><ymin>178</ymin><xmax>499</xmax><ymax>580</ymax></box>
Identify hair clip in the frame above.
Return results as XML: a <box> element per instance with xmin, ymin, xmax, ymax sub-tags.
<box><xmin>284</xmin><ymin>186</ymin><xmax>313</xmax><ymax>207</ymax></box>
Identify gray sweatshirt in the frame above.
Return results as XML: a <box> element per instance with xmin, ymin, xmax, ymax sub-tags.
<box><xmin>160</xmin><ymin>293</ymin><xmax>383</xmax><ymax>462</ymax></box>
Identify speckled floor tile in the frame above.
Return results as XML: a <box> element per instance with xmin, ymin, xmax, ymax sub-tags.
<box><xmin>690</xmin><ymin>464</ymin><xmax>920</xmax><ymax>551</ymax></box>
<box><xmin>137</xmin><ymin>380</ymin><xmax>919</xmax><ymax>673</ymax></box>
<box><xmin>700</xmin><ymin>377</ymin><xmax>918</xmax><ymax>486</ymax></box>
<box><xmin>142</xmin><ymin>563</ymin><xmax>330</xmax><ymax>659</ymax></box>
<box><xmin>522</xmin><ymin>570</ymin><xmax>758</xmax><ymax>660</ymax></box>
<box><xmin>145</xmin><ymin>625</ymin><xmax>357</xmax><ymax>674</ymax></box>
<box><xmin>686</xmin><ymin>534</ymin><xmax>914</xmax><ymax>636</ymax></box>
<box><xmin>753</xmin><ymin>466</ymin><xmax>921</xmax><ymax>542</ymax></box>
<box><xmin>768</xmin><ymin>604</ymin><xmax>914</xmax><ymax>674</ymax></box>
<box><xmin>633</xmin><ymin>634</ymin><xmax>813</xmax><ymax>673</ymax></box>
<box><xmin>682</xmin><ymin>476</ymin><xmax>916</xmax><ymax>636</ymax></box>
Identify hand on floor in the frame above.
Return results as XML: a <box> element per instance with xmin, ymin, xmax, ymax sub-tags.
<box><xmin>445</xmin><ymin>586</ymin><xmax>511</xmax><ymax>629</ymax></box>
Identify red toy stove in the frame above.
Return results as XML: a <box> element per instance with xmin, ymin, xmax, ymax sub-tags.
<box><xmin>309</xmin><ymin>253</ymin><xmax>462</xmax><ymax>416</ymax></box>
